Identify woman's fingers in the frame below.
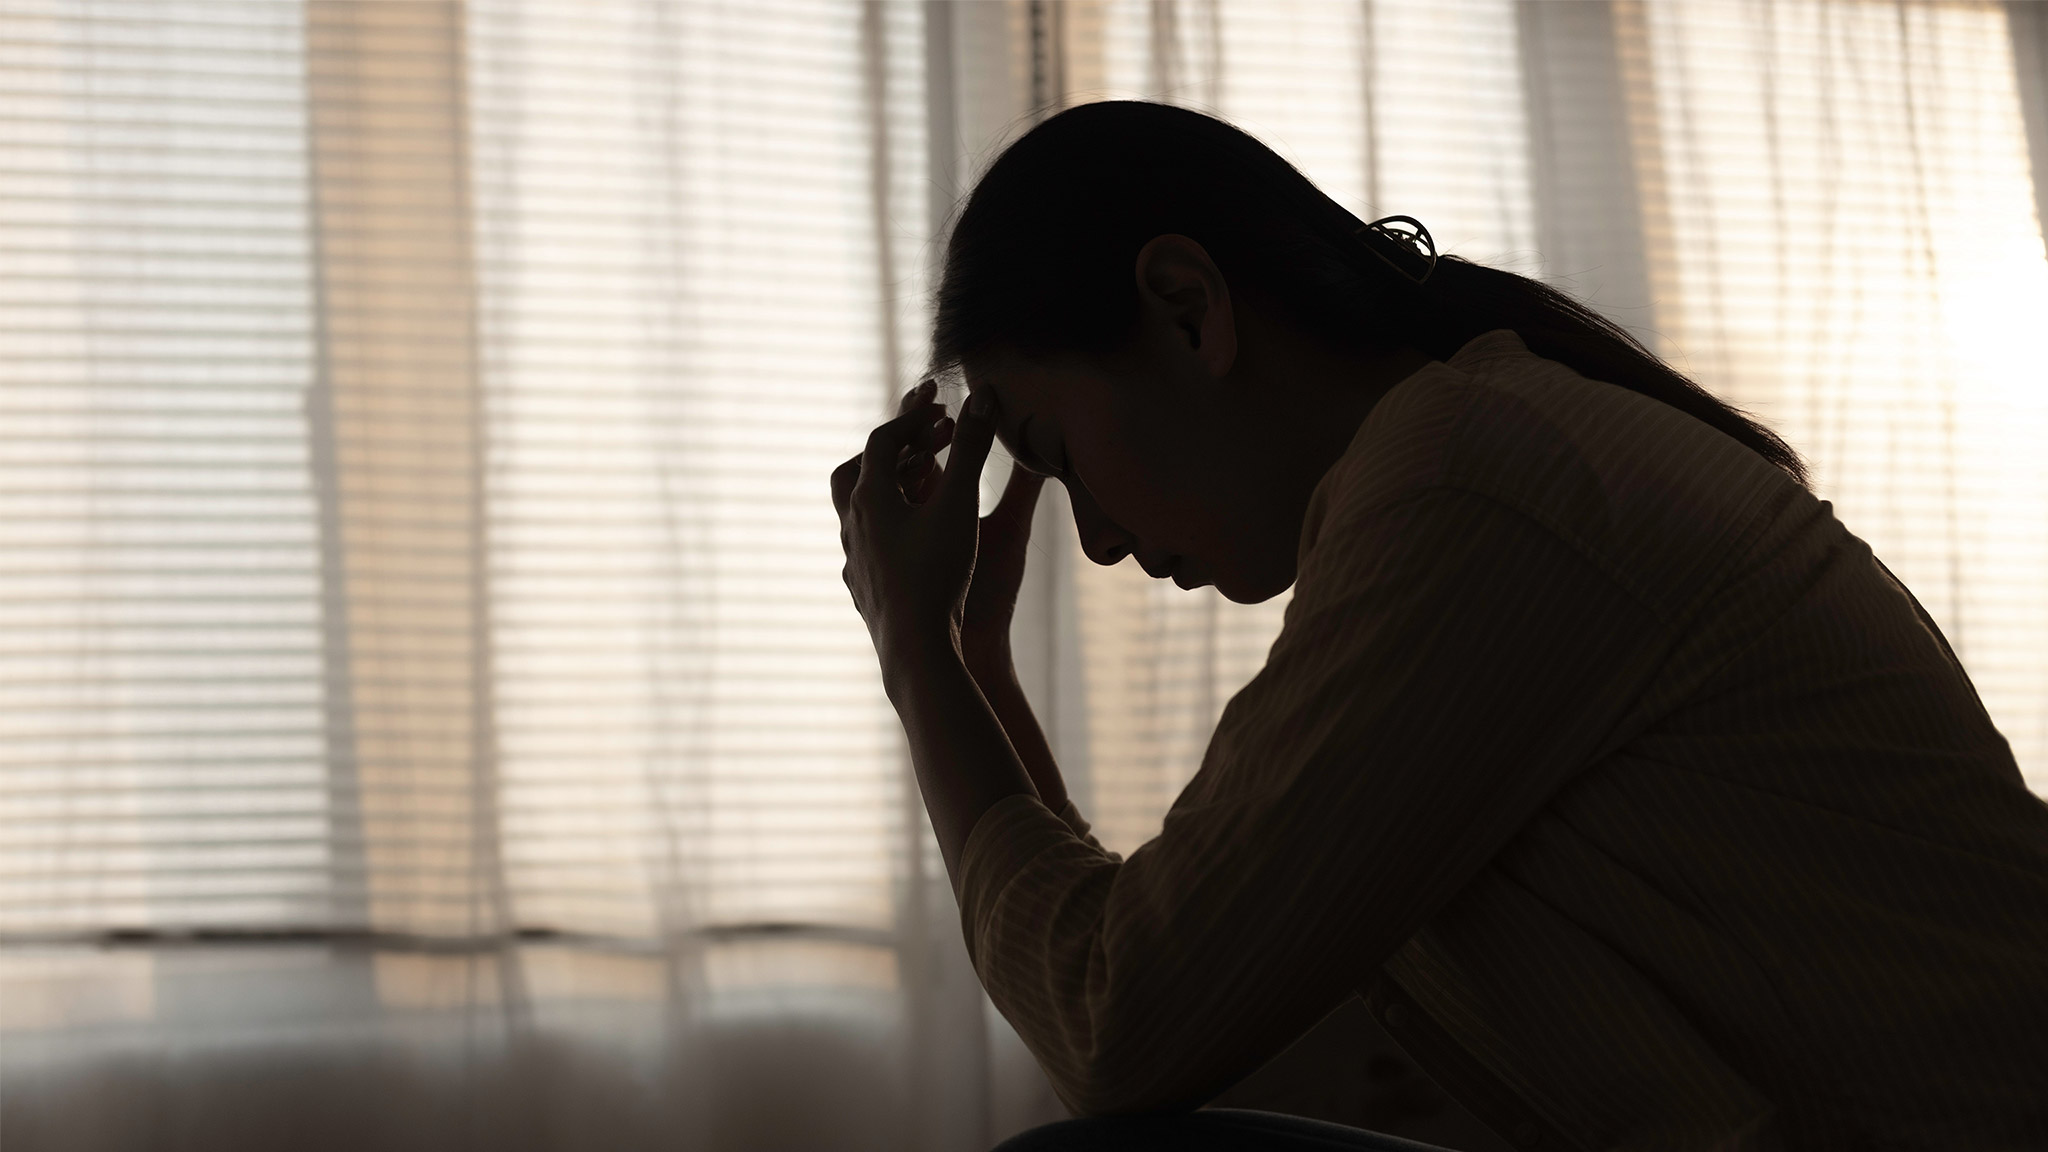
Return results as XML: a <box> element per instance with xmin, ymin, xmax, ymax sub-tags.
<box><xmin>835</xmin><ymin>386</ymin><xmax>984</xmax><ymax>644</ymax></box>
<box><xmin>894</xmin><ymin>409</ymin><xmax>956</xmax><ymax>498</ymax></box>
<box><xmin>840</xmin><ymin>381</ymin><xmax>964</xmax><ymax>513</ymax></box>
<box><xmin>895</xmin><ymin>377</ymin><xmax>937</xmax><ymax>417</ymax></box>
<box><xmin>973</xmin><ymin>461</ymin><xmax>1042</xmax><ymax>583</ymax></box>
<box><xmin>938</xmin><ymin>389</ymin><xmax>999</xmax><ymax>513</ymax></box>
<box><xmin>893</xmin><ymin>412</ymin><xmax>954</xmax><ymax>467</ymax></box>
<box><xmin>897</xmin><ymin>448</ymin><xmax>935</xmax><ymax>504</ymax></box>
<box><xmin>830</xmin><ymin>452</ymin><xmax>862</xmax><ymax>518</ymax></box>
<box><xmin>857</xmin><ymin>403</ymin><xmax>946</xmax><ymax>500</ymax></box>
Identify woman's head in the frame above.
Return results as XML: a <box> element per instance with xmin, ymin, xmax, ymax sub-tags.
<box><xmin>931</xmin><ymin>101</ymin><xmax>1803</xmax><ymax>601</ymax></box>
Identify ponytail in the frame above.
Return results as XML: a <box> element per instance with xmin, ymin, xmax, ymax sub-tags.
<box><xmin>1404</xmin><ymin>257</ymin><xmax>1805</xmax><ymax>482</ymax></box>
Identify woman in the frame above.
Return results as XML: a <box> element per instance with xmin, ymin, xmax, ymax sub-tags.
<box><xmin>830</xmin><ymin>102</ymin><xmax>2048</xmax><ymax>1150</ymax></box>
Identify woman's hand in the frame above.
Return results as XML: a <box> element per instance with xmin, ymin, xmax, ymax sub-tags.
<box><xmin>873</xmin><ymin>383</ymin><xmax>1046</xmax><ymax>678</ymax></box>
<box><xmin>958</xmin><ymin>456</ymin><xmax>1044</xmax><ymax>680</ymax></box>
<box><xmin>842</xmin><ymin>383</ymin><xmax>1066</xmax><ymax>812</ymax></box>
<box><xmin>831</xmin><ymin>380</ymin><xmax>1000</xmax><ymax>668</ymax></box>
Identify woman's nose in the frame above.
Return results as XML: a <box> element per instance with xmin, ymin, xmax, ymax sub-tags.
<box><xmin>1067</xmin><ymin>484</ymin><xmax>1134</xmax><ymax>567</ymax></box>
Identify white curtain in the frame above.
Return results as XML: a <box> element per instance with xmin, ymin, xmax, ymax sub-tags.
<box><xmin>3</xmin><ymin>3</ymin><xmax>2043</xmax><ymax>1151</ymax></box>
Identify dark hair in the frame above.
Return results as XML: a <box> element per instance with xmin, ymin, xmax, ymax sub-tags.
<box><xmin>931</xmin><ymin>101</ymin><xmax>1805</xmax><ymax>485</ymax></box>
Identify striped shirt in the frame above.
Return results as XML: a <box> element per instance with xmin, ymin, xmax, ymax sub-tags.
<box><xmin>957</xmin><ymin>329</ymin><xmax>2048</xmax><ymax>1149</ymax></box>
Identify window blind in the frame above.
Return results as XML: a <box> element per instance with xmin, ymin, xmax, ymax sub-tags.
<box><xmin>1641</xmin><ymin>0</ymin><xmax>2048</xmax><ymax>789</ymax></box>
<box><xmin>465</xmin><ymin>0</ymin><xmax>928</xmax><ymax>939</ymax></box>
<box><xmin>1</xmin><ymin>0</ymin><xmax>935</xmax><ymax>941</ymax></box>
<box><xmin>3</xmin><ymin>0</ymin><xmax>2042</xmax><ymax>945</ymax></box>
<box><xmin>0</xmin><ymin>1</ymin><xmax>331</xmax><ymax>933</ymax></box>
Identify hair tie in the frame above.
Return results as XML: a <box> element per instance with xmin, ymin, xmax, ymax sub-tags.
<box><xmin>1356</xmin><ymin>215</ymin><xmax>1437</xmax><ymax>284</ymax></box>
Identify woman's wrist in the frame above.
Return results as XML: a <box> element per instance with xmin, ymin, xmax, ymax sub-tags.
<box><xmin>955</xmin><ymin>632</ymin><xmax>1068</xmax><ymax>815</ymax></box>
<box><xmin>876</xmin><ymin>622</ymin><xmax>965</xmax><ymax>706</ymax></box>
<box><xmin>959</xmin><ymin>632</ymin><xmax>1016</xmax><ymax>688</ymax></box>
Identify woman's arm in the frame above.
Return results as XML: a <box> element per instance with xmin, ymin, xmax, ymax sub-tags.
<box><xmin>833</xmin><ymin>383</ymin><xmax>1055</xmax><ymax>879</ymax></box>
<box><xmin>870</xmin><ymin>381</ymin><xmax>1071</xmax><ymax>818</ymax></box>
<box><xmin>878</xmin><ymin>630</ymin><xmax>1038</xmax><ymax>881</ymax></box>
<box><xmin>959</xmin><ymin>488</ymin><xmax>1669</xmax><ymax>1116</ymax></box>
<box><xmin>964</xmin><ymin>651</ymin><xmax>1067</xmax><ymax>817</ymax></box>
<box><xmin>956</xmin><ymin>466</ymin><xmax>1069</xmax><ymax>817</ymax></box>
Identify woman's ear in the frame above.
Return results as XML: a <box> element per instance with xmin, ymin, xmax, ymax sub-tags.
<box><xmin>1132</xmin><ymin>234</ymin><xmax>1237</xmax><ymax>380</ymax></box>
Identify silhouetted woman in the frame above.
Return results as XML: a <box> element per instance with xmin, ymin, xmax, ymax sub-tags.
<box><xmin>830</xmin><ymin>102</ymin><xmax>2048</xmax><ymax>1151</ymax></box>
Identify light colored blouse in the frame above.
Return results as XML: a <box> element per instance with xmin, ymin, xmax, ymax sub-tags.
<box><xmin>956</xmin><ymin>329</ymin><xmax>2048</xmax><ymax>1150</ymax></box>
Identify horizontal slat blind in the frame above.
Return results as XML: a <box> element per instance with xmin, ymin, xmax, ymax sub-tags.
<box><xmin>3</xmin><ymin>0</ymin><xmax>2040</xmax><ymax>941</ymax></box>
<box><xmin>1</xmin><ymin>0</ymin><xmax>930</xmax><ymax>939</ymax></box>
<box><xmin>466</xmin><ymin>0</ymin><xmax>920</xmax><ymax>937</ymax></box>
<box><xmin>1643</xmin><ymin>0</ymin><xmax>2048</xmax><ymax>789</ymax></box>
<box><xmin>0</xmin><ymin>1</ymin><xmax>331</xmax><ymax>931</ymax></box>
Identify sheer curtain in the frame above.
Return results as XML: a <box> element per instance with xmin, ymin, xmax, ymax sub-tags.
<box><xmin>3</xmin><ymin>4</ymin><xmax>2043</xmax><ymax>1151</ymax></box>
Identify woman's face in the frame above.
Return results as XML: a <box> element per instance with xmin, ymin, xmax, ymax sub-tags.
<box><xmin>961</xmin><ymin>236</ymin><xmax>1426</xmax><ymax>605</ymax></box>
<box><xmin>967</xmin><ymin>344</ymin><xmax>1308</xmax><ymax>605</ymax></box>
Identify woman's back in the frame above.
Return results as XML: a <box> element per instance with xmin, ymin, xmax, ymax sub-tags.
<box><xmin>1340</xmin><ymin>328</ymin><xmax>2048</xmax><ymax>1146</ymax></box>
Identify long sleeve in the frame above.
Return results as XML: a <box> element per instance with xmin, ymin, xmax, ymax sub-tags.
<box><xmin>956</xmin><ymin>483</ymin><xmax>1674</xmax><ymax>1116</ymax></box>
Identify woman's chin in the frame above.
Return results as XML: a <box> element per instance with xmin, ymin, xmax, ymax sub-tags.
<box><xmin>1210</xmin><ymin>567</ymin><xmax>1293</xmax><ymax>604</ymax></box>
<box><xmin>1169</xmin><ymin>556</ymin><xmax>1212</xmax><ymax>593</ymax></box>
<box><xmin>1165</xmin><ymin>556</ymin><xmax>1288</xmax><ymax>602</ymax></box>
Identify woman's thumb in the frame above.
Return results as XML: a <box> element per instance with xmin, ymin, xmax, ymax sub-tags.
<box><xmin>941</xmin><ymin>390</ymin><xmax>999</xmax><ymax>510</ymax></box>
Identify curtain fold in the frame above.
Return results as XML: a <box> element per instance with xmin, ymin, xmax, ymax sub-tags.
<box><xmin>305</xmin><ymin>0</ymin><xmax>512</xmax><ymax>946</ymax></box>
<box><xmin>2006</xmin><ymin>0</ymin><xmax>2048</xmax><ymax>267</ymax></box>
<box><xmin>3</xmin><ymin>3</ymin><xmax>2045</xmax><ymax>1150</ymax></box>
<box><xmin>1639</xmin><ymin>0</ymin><xmax>2048</xmax><ymax>785</ymax></box>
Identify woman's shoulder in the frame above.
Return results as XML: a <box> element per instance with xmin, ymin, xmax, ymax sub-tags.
<box><xmin>1341</xmin><ymin>329</ymin><xmax>1781</xmax><ymax>499</ymax></box>
<box><xmin>1304</xmin><ymin>329</ymin><xmax>1809</xmax><ymax>614</ymax></box>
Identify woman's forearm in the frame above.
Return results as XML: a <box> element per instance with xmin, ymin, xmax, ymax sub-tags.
<box><xmin>964</xmin><ymin>646</ymin><xmax>1070</xmax><ymax>816</ymax></box>
<box><xmin>880</xmin><ymin>630</ymin><xmax>1039</xmax><ymax>881</ymax></box>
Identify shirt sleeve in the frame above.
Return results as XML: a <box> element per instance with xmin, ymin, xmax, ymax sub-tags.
<box><xmin>955</xmin><ymin>485</ymin><xmax>1672</xmax><ymax>1116</ymax></box>
<box><xmin>1051</xmin><ymin>796</ymin><xmax>1118</xmax><ymax>860</ymax></box>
